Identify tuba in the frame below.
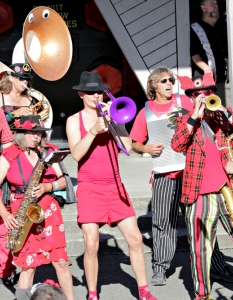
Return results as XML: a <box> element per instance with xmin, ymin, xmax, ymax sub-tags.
<box><xmin>219</xmin><ymin>134</ymin><xmax>233</xmax><ymax>221</ymax></box>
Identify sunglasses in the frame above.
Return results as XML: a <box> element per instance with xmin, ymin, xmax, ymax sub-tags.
<box><xmin>83</xmin><ymin>90</ymin><xmax>104</xmax><ymax>95</ymax></box>
<box><xmin>18</xmin><ymin>77</ymin><xmax>30</xmax><ymax>82</ymax></box>
<box><xmin>192</xmin><ymin>89</ymin><xmax>213</xmax><ymax>98</ymax></box>
<box><xmin>160</xmin><ymin>77</ymin><xmax>175</xmax><ymax>84</ymax></box>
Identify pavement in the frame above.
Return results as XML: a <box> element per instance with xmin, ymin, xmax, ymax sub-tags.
<box><xmin>0</xmin><ymin>150</ymin><xmax>233</xmax><ymax>299</ymax></box>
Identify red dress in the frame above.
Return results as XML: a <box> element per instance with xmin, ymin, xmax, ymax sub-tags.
<box><xmin>1</xmin><ymin>145</ymin><xmax>68</xmax><ymax>268</ymax></box>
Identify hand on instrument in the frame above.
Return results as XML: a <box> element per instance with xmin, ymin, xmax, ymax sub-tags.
<box><xmin>90</xmin><ymin>117</ymin><xmax>109</xmax><ymax>135</ymax></box>
<box><xmin>191</xmin><ymin>94</ymin><xmax>205</xmax><ymax>120</ymax></box>
<box><xmin>99</xmin><ymin>101</ymin><xmax>112</xmax><ymax>122</ymax></box>
<box><xmin>3</xmin><ymin>212</ymin><xmax>18</xmax><ymax>230</ymax></box>
<box><xmin>13</xmin><ymin>106</ymin><xmax>33</xmax><ymax>118</ymax></box>
<box><xmin>32</xmin><ymin>183</ymin><xmax>47</xmax><ymax>199</ymax></box>
<box><xmin>225</xmin><ymin>161</ymin><xmax>233</xmax><ymax>174</ymax></box>
<box><xmin>144</xmin><ymin>143</ymin><xmax>164</xmax><ymax>156</ymax></box>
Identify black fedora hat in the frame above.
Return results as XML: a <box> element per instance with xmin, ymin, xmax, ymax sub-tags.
<box><xmin>184</xmin><ymin>75</ymin><xmax>217</xmax><ymax>96</ymax></box>
<box><xmin>11</xmin><ymin>115</ymin><xmax>51</xmax><ymax>132</ymax></box>
<box><xmin>7</xmin><ymin>63</ymin><xmax>34</xmax><ymax>80</ymax></box>
<box><xmin>72</xmin><ymin>70</ymin><xmax>110</xmax><ymax>91</ymax></box>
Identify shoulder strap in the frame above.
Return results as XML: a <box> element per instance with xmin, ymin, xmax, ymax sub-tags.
<box><xmin>2</xmin><ymin>93</ymin><xmax>5</xmax><ymax>106</ymax></box>
<box><xmin>191</xmin><ymin>22</ymin><xmax>216</xmax><ymax>73</ymax></box>
<box><xmin>176</xmin><ymin>93</ymin><xmax>181</xmax><ymax>107</ymax></box>
<box><xmin>16</xmin><ymin>156</ymin><xmax>40</xmax><ymax>188</ymax></box>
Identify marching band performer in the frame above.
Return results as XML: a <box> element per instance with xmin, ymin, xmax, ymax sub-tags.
<box><xmin>66</xmin><ymin>70</ymin><xmax>157</xmax><ymax>300</ymax></box>
<box><xmin>171</xmin><ymin>73</ymin><xmax>233</xmax><ymax>300</ymax></box>
<box><xmin>0</xmin><ymin>63</ymin><xmax>36</xmax><ymax>126</ymax></box>
<box><xmin>0</xmin><ymin>115</ymin><xmax>74</xmax><ymax>300</ymax></box>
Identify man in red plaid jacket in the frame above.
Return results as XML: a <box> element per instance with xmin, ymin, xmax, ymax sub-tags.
<box><xmin>171</xmin><ymin>73</ymin><xmax>233</xmax><ymax>300</ymax></box>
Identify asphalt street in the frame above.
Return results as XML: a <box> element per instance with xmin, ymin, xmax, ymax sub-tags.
<box><xmin>0</xmin><ymin>248</ymin><xmax>233</xmax><ymax>300</ymax></box>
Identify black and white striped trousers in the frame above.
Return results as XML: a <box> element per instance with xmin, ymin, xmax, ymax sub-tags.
<box><xmin>151</xmin><ymin>173</ymin><xmax>226</xmax><ymax>273</ymax></box>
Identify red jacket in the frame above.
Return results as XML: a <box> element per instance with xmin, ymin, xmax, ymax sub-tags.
<box><xmin>171</xmin><ymin>110</ymin><xmax>233</xmax><ymax>204</ymax></box>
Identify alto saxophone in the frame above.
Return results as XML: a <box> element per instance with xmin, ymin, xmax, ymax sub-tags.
<box><xmin>219</xmin><ymin>134</ymin><xmax>233</xmax><ymax>221</ymax></box>
<box><xmin>6</xmin><ymin>147</ymin><xmax>46</xmax><ymax>253</ymax></box>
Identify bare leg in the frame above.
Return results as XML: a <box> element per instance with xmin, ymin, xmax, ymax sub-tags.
<box><xmin>117</xmin><ymin>216</ymin><xmax>147</xmax><ymax>286</ymax></box>
<box><xmin>81</xmin><ymin>223</ymin><xmax>99</xmax><ymax>291</ymax></box>
<box><xmin>18</xmin><ymin>267</ymin><xmax>36</xmax><ymax>288</ymax></box>
<box><xmin>52</xmin><ymin>260</ymin><xmax>74</xmax><ymax>300</ymax></box>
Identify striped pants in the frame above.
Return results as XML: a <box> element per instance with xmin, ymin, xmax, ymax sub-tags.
<box><xmin>185</xmin><ymin>193</ymin><xmax>233</xmax><ymax>299</ymax></box>
<box><xmin>151</xmin><ymin>174</ymin><xmax>182</xmax><ymax>272</ymax></box>
<box><xmin>151</xmin><ymin>174</ymin><xmax>227</xmax><ymax>274</ymax></box>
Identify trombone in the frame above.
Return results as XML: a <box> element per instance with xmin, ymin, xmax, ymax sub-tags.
<box><xmin>95</xmin><ymin>91</ymin><xmax>137</xmax><ymax>156</ymax></box>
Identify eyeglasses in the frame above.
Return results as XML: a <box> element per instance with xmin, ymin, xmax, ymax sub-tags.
<box><xmin>192</xmin><ymin>89</ymin><xmax>213</xmax><ymax>98</ymax></box>
<box><xmin>160</xmin><ymin>78</ymin><xmax>175</xmax><ymax>84</ymax></box>
<box><xmin>83</xmin><ymin>90</ymin><xmax>104</xmax><ymax>95</ymax></box>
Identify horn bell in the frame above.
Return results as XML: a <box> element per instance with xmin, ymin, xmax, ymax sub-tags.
<box><xmin>23</xmin><ymin>6</ymin><xmax>73</xmax><ymax>81</ymax></box>
<box><xmin>205</xmin><ymin>95</ymin><xmax>221</xmax><ymax>111</ymax></box>
<box><xmin>110</xmin><ymin>96</ymin><xmax>137</xmax><ymax>124</ymax></box>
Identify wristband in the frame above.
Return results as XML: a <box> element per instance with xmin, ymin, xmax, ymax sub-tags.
<box><xmin>9</xmin><ymin>112</ymin><xmax>14</xmax><ymax>120</ymax></box>
<box><xmin>89</xmin><ymin>128</ymin><xmax>96</xmax><ymax>136</ymax></box>
<box><xmin>5</xmin><ymin>114</ymin><xmax>11</xmax><ymax>122</ymax></box>
<box><xmin>53</xmin><ymin>181</ymin><xmax>59</xmax><ymax>191</ymax></box>
<box><xmin>226</xmin><ymin>109</ymin><xmax>232</xmax><ymax>119</ymax></box>
<box><xmin>187</xmin><ymin>116</ymin><xmax>199</xmax><ymax>126</ymax></box>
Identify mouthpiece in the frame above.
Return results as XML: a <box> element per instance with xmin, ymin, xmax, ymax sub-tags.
<box><xmin>22</xmin><ymin>83</ymin><xmax>29</xmax><ymax>90</ymax></box>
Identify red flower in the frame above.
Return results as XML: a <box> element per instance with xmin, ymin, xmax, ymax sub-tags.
<box><xmin>21</xmin><ymin>120</ymin><xmax>38</xmax><ymax>129</ymax></box>
<box><xmin>14</xmin><ymin>120</ymin><xmax>21</xmax><ymax>128</ymax></box>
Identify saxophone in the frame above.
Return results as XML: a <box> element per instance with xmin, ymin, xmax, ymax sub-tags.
<box><xmin>6</xmin><ymin>147</ymin><xmax>46</xmax><ymax>253</ymax></box>
<box><xmin>219</xmin><ymin>134</ymin><xmax>233</xmax><ymax>221</ymax></box>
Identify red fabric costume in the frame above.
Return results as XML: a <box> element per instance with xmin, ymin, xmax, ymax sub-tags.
<box><xmin>1</xmin><ymin>144</ymin><xmax>67</xmax><ymax>268</ymax></box>
<box><xmin>77</xmin><ymin>111</ymin><xmax>135</xmax><ymax>227</ymax></box>
<box><xmin>0</xmin><ymin>107</ymin><xmax>13</xmax><ymax>145</ymax></box>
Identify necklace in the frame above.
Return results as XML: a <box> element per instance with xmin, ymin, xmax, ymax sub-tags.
<box><xmin>8</xmin><ymin>93</ymin><xmax>22</xmax><ymax>105</ymax></box>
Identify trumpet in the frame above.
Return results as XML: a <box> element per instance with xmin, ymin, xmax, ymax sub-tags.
<box><xmin>23</xmin><ymin>84</ymin><xmax>51</xmax><ymax>121</ymax></box>
<box><xmin>205</xmin><ymin>95</ymin><xmax>221</xmax><ymax>111</ymax></box>
<box><xmin>95</xmin><ymin>91</ymin><xmax>137</xmax><ymax>155</ymax></box>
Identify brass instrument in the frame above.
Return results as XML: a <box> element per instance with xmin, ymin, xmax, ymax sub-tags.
<box><xmin>6</xmin><ymin>147</ymin><xmax>46</xmax><ymax>253</ymax></box>
<box><xmin>23</xmin><ymin>84</ymin><xmax>51</xmax><ymax>122</ymax></box>
<box><xmin>205</xmin><ymin>95</ymin><xmax>221</xmax><ymax>111</ymax></box>
<box><xmin>219</xmin><ymin>134</ymin><xmax>233</xmax><ymax>221</ymax></box>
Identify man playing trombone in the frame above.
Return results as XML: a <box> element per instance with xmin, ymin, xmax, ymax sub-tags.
<box><xmin>66</xmin><ymin>70</ymin><xmax>157</xmax><ymax>300</ymax></box>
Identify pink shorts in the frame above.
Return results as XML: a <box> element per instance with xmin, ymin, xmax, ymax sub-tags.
<box><xmin>77</xmin><ymin>181</ymin><xmax>135</xmax><ymax>227</ymax></box>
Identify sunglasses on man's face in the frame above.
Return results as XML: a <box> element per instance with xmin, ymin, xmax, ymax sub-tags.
<box><xmin>160</xmin><ymin>77</ymin><xmax>175</xmax><ymax>84</ymax></box>
<box><xmin>192</xmin><ymin>89</ymin><xmax>213</xmax><ymax>98</ymax></box>
<box><xmin>83</xmin><ymin>90</ymin><xmax>104</xmax><ymax>95</ymax></box>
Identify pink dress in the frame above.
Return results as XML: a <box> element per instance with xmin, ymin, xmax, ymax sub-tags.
<box><xmin>1</xmin><ymin>144</ymin><xmax>68</xmax><ymax>268</ymax></box>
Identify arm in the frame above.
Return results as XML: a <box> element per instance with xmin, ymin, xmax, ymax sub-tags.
<box><xmin>192</xmin><ymin>54</ymin><xmax>213</xmax><ymax>76</ymax></box>
<box><xmin>66</xmin><ymin>113</ymin><xmax>98</xmax><ymax>161</ymax></box>
<box><xmin>132</xmin><ymin>141</ymin><xmax>164</xmax><ymax>156</ymax></box>
<box><xmin>0</xmin><ymin>155</ymin><xmax>18</xmax><ymax>229</ymax></box>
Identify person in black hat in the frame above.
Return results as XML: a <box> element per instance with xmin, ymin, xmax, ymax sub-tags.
<box><xmin>171</xmin><ymin>73</ymin><xmax>233</xmax><ymax>300</ymax></box>
<box><xmin>0</xmin><ymin>115</ymin><xmax>75</xmax><ymax>300</ymax></box>
<box><xmin>66</xmin><ymin>70</ymin><xmax>157</xmax><ymax>300</ymax></box>
<box><xmin>0</xmin><ymin>62</ymin><xmax>37</xmax><ymax>126</ymax></box>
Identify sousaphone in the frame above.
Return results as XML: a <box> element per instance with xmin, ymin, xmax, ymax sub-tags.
<box><xmin>12</xmin><ymin>6</ymin><xmax>73</xmax><ymax>129</ymax></box>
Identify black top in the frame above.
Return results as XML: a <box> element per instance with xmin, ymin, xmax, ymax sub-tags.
<box><xmin>190</xmin><ymin>17</ymin><xmax>228</xmax><ymax>81</ymax></box>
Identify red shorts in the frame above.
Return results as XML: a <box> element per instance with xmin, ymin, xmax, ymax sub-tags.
<box><xmin>77</xmin><ymin>181</ymin><xmax>135</xmax><ymax>227</ymax></box>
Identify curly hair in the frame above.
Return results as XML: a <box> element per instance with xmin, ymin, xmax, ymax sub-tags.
<box><xmin>146</xmin><ymin>66</ymin><xmax>175</xmax><ymax>100</ymax></box>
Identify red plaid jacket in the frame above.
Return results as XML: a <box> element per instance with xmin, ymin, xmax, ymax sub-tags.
<box><xmin>171</xmin><ymin>110</ymin><xmax>233</xmax><ymax>204</ymax></box>
<box><xmin>0</xmin><ymin>108</ymin><xmax>13</xmax><ymax>144</ymax></box>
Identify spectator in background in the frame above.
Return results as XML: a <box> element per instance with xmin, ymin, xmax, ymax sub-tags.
<box><xmin>190</xmin><ymin>0</ymin><xmax>229</xmax><ymax>106</ymax></box>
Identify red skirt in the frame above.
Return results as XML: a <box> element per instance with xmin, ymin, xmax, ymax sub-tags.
<box><xmin>77</xmin><ymin>181</ymin><xmax>135</xmax><ymax>227</ymax></box>
<box><xmin>10</xmin><ymin>194</ymin><xmax>68</xmax><ymax>268</ymax></box>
